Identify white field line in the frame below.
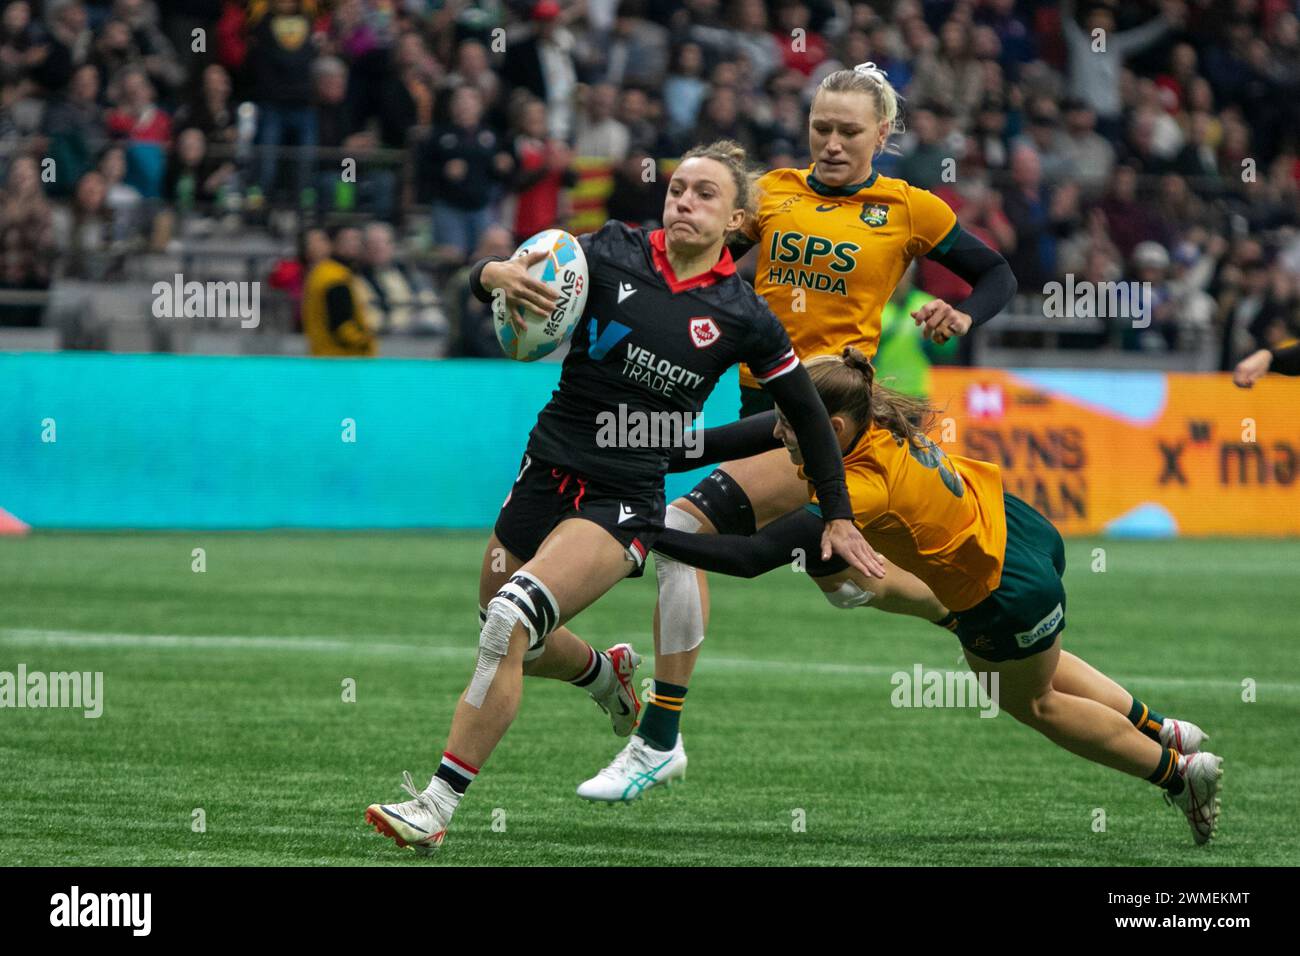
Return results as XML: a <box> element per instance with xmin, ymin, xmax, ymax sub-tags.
<box><xmin>2</xmin><ymin>627</ymin><xmax>1297</xmax><ymax>695</ymax></box>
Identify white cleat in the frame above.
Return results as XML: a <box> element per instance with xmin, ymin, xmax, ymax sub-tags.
<box><xmin>576</xmin><ymin>733</ymin><xmax>687</xmax><ymax>803</ymax></box>
<box><xmin>589</xmin><ymin>643</ymin><xmax>642</xmax><ymax>737</ymax></box>
<box><xmin>365</xmin><ymin>772</ymin><xmax>460</xmax><ymax>855</ymax></box>
<box><xmin>1165</xmin><ymin>751</ymin><xmax>1223</xmax><ymax>845</ymax></box>
<box><xmin>1159</xmin><ymin>717</ymin><xmax>1208</xmax><ymax>754</ymax></box>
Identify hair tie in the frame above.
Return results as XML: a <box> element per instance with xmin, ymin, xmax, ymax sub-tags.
<box><xmin>853</xmin><ymin>62</ymin><xmax>889</xmax><ymax>83</ymax></box>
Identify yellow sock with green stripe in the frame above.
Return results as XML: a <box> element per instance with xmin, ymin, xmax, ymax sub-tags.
<box><xmin>1147</xmin><ymin>746</ymin><xmax>1185</xmax><ymax>795</ymax></box>
<box><xmin>1127</xmin><ymin>698</ymin><xmax>1166</xmax><ymax>744</ymax></box>
<box><xmin>635</xmin><ymin>680</ymin><xmax>687</xmax><ymax>752</ymax></box>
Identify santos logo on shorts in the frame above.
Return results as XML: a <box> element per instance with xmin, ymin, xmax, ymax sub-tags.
<box><xmin>1015</xmin><ymin>603</ymin><xmax>1064</xmax><ymax>648</ymax></box>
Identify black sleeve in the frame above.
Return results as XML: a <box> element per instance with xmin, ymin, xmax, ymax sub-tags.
<box><xmin>762</xmin><ymin>365</ymin><xmax>853</xmax><ymax>522</ymax></box>
<box><xmin>469</xmin><ymin>255</ymin><xmax>508</xmax><ymax>304</ymax></box>
<box><xmin>1270</xmin><ymin>339</ymin><xmax>1300</xmax><ymax>376</ymax></box>
<box><xmin>667</xmin><ymin>410</ymin><xmax>781</xmax><ymax>472</ymax></box>
<box><xmin>924</xmin><ymin>227</ymin><xmax>1018</xmax><ymax>328</ymax></box>
<box><xmin>325</xmin><ymin>283</ymin><xmax>354</xmax><ymax>333</ymax></box>
<box><xmin>654</xmin><ymin>507</ymin><xmax>828</xmax><ymax>578</ymax></box>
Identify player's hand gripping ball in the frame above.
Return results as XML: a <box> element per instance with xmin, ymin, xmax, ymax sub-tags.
<box><xmin>492</xmin><ymin>229</ymin><xmax>589</xmax><ymax>361</ymax></box>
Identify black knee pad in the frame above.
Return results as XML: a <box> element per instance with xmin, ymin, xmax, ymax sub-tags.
<box><xmin>685</xmin><ymin>468</ymin><xmax>757</xmax><ymax>536</ymax></box>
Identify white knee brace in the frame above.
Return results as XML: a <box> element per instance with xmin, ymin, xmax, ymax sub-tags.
<box><xmin>824</xmin><ymin>579</ymin><xmax>877</xmax><ymax>609</ymax></box>
<box><xmin>655</xmin><ymin>505</ymin><xmax>706</xmax><ymax>655</ymax></box>
<box><xmin>467</xmin><ymin>572</ymin><xmax>559</xmax><ymax>706</ymax></box>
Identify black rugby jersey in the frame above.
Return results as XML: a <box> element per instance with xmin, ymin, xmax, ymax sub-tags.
<box><xmin>472</xmin><ymin>222</ymin><xmax>852</xmax><ymax>519</ymax></box>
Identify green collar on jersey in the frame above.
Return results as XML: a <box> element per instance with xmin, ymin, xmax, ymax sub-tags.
<box><xmin>807</xmin><ymin>166</ymin><xmax>880</xmax><ymax>196</ymax></box>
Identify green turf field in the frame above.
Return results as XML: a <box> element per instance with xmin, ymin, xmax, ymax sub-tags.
<box><xmin>1</xmin><ymin>531</ymin><xmax>1296</xmax><ymax>866</ymax></box>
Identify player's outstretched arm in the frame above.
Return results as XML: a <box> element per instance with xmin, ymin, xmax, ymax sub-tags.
<box><xmin>917</xmin><ymin>229</ymin><xmax>1018</xmax><ymax>343</ymax></box>
<box><xmin>666</xmin><ymin>411</ymin><xmax>782</xmax><ymax>473</ymax></box>
<box><xmin>654</xmin><ymin>507</ymin><xmax>825</xmax><ymax>578</ymax></box>
<box><xmin>1234</xmin><ymin>339</ymin><xmax>1300</xmax><ymax>387</ymax></box>
<box><xmin>764</xmin><ymin>365</ymin><xmax>887</xmax><ymax>579</ymax></box>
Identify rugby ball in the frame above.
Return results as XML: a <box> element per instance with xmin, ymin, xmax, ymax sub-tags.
<box><xmin>492</xmin><ymin>229</ymin><xmax>589</xmax><ymax>362</ymax></box>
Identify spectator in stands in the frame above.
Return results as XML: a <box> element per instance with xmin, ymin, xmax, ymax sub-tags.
<box><xmin>1010</xmin><ymin>96</ymin><xmax>1078</xmax><ymax>186</ymax></box>
<box><xmin>606</xmin><ymin>145</ymin><xmax>666</xmax><ymax>229</ymax></box>
<box><xmin>247</xmin><ymin>0</ymin><xmax>320</xmax><ymax>208</ymax></box>
<box><xmin>104</xmin><ymin>65</ymin><xmax>170</xmax><ymax>198</ymax></box>
<box><xmin>1061</xmin><ymin>98</ymin><xmax>1114</xmax><ymax>198</ymax></box>
<box><xmin>1095</xmin><ymin>162</ymin><xmax>1171</xmax><ymax>261</ymax></box>
<box><xmin>268</xmin><ymin>225</ymin><xmax>329</xmax><ymax>332</ymax></box>
<box><xmin>443</xmin><ymin>223</ymin><xmax>514</xmax><ymax>357</ymax></box>
<box><xmin>96</xmin><ymin>143</ymin><xmax>142</xmax><ymax>240</ymax></box>
<box><xmin>51</xmin><ymin>169</ymin><xmax>116</xmax><ymax>279</ymax></box>
<box><xmin>0</xmin><ymin>154</ymin><xmax>52</xmax><ymax>324</ymax></box>
<box><xmin>1000</xmin><ymin>143</ymin><xmax>1077</xmax><ymax>292</ymax></box>
<box><xmin>311</xmin><ymin>55</ymin><xmax>368</xmax><ymax>211</ymax></box>
<box><xmin>301</xmin><ymin>223</ymin><xmax>375</xmax><ymax>357</ymax></box>
<box><xmin>909</xmin><ymin>17</ymin><xmax>985</xmax><ymax>127</ymax></box>
<box><xmin>663</xmin><ymin>41</ymin><xmax>709</xmax><ymax>138</ymax></box>
<box><xmin>111</xmin><ymin>0</ymin><xmax>186</xmax><ymax>96</ymax></box>
<box><xmin>502</xmin><ymin>1</ymin><xmax>578</xmax><ymax>142</ymax></box>
<box><xmin>772</xmin><ymin>1</ymin><xmax>827</xmax><ymax>77</ymax></box>
<box><xmin>1060</xmin><ymin>0</ymin><xmax>1182</xmax><ymax>142</ymax></box>
<box><xmin>690</xmin><ymin>85</ymin><xmax>757</xmax><ymax>155</ymax></box>
<box><xmin>1122</xmin><ymin>241</ymin><xmax>1180</xmax><ymax>351</ymax></box>
<box><xmin>573</xmin><ymin>82</ymin><xmax>629</xmax><ymax>161</ymax></box>
<box><xmin>422</xmin><ymin>83</ymin><xmax>512</xmax><ymax>262</ymax></box>
<box><xmin>358</xmin><ymin>221</ymin><xmax>449</xmax><ymax>350</ymax></box>
<box><xmin>509</xmin><ymin>95</ymin><xmax>574</xmax><ymax>242</ymax></box>
<box><xmin>372</xmin><ymin>28</ymin><xmax>437</xmax><ymax>150</ymax></box>
<box><xmin>600</xmin><ymin>3</ymin><xmax>671</xmax><ymax>89</ymax></box>
<box><xmin>164</xmin><ymin>126</ymin><xmax>233</xmax><ymax>210</ymax></box>
<box><xmin>42</xmin><ymin>61</ymin><xmax>105</xmax><ymax>198</ymax></box>
<box><xmin>173</xmin><ymin>63</ymin><xmax>237</xmax><ymax>147</ymax></box>
<box><xmin>0</xmin><ymin>1</ymin><xmax>42</xmax><ymax>87</ymax></box>
<box><xmin>33</xmin><ymin>0</ymin><xmax>92</xmax><ymax>94</ymax></box>
<box><xmin>729</xmin><ymin>0</ymin><xmax>782</xmax><ymax>86</ymax></box>
<box><xmin>619</xmin><ymin>87</ymin><xmax>667</xmax><ymax>157</ymax></box>
<box><xmin>896</xmin><ymin>103</ymin><xmax>947</xmax><ymax>190</ymax></box>
<box><xmin>440</xmin><ymin>39</ymin><xmax>498</xmax><ymax>128</ymax></box>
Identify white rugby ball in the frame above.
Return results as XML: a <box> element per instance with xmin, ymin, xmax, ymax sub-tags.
<box><xmin>492</xmin><ymin>228</ymin><xmax>589</xmax><ymax>362</ymax></box>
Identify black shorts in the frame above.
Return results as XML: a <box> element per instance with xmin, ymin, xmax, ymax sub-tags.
<box><xmin>493</xmin><ymin>453</ymin><xmax>666</xmax><ymax>578</ymax></box>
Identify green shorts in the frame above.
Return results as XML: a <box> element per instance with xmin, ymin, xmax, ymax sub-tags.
<box><xmin>739</xmin><ymin>384</ymin><xmax>775</xmax><ymax>419</ymax></box>
<box><xmin>951</xmin><ymin>492</ymin><xmax>1067</xmax><ymax>662</ymax></box>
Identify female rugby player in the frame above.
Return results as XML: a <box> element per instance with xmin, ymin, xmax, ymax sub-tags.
<box><xmin>653</xmin><ymin>349</ymin><xmax>1224</xmax><ymax>845</ymax></box>
<box><xmin>573</xmin><ymin>63</ymin><xmax>1018</xmax><ymax>802</ymax></box>
<box><xmin>363</xmin><ymin>142</ymin><xmax>883</xmax><ymax>853</ymax></box>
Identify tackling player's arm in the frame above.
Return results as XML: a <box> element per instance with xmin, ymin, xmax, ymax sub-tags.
<box><xmin>1234</xmin><ymin>338</ymin><xmax>1300</xmax><ymax>387</ymax></box>
<box><xmin>737</xmin><ymin>318</ymin><xmax>885</xmax><ymax>578</ymax></box>
<box><xmin>655</xmin><ymin>506</ymin><xmax>828</xmax><ymax>578</ymax></box>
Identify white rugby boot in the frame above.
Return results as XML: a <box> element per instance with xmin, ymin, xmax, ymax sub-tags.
<box><xmin>576</xmin><ymin>733</ymin><xmax>687</xmax><ymax>803</ymax></box>
<box><xmin>587</xmin><ymin>643</ymin><xmax>642</xmax><ymax>737</ymax></box>
<box><xmin>1165</xmin><ymin>751</ymin><xmax>1224</xmax><ymax>845</ymax></box>
<box><xmin>365</xmin><ymin>771</ymin><xmax>460</xmax><ymax>854</ymax></box>
<box><xmin>1159</xmin><ymin>716</ymin><xmax>1208</xmax><ymax>754</ymax></box>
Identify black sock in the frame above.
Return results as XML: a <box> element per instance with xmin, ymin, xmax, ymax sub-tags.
<box><xmin>569</xmin><ymin>645</ymin><xmax>607</xmax><ymax>688</ymax></box>
<box><xmin>1147</xmin><ymin>746</ymin><xmax>1185</xmax><ymax>795</ymax></box>
<box><xmin>636</xmin><ymin>680</ymin><xmax>688</xmax><ymax>752</ymax></box>
<box><xmin>1127</xmin><ymin>698</ymin><xmax>1166</xmax><ymax>744</ymax></box>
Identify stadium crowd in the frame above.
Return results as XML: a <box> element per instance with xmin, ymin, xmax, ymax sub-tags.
<box><xmin>0</xmin><ymin>0</ymin><xmax>1296</xmax><ymax>368</ymax></box>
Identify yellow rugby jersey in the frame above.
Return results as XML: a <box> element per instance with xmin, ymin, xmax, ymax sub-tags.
<box><xmin>739</xmin><ymin>166</ymin><xmax>959</xmax><ymax>389</ymax></box>
<box><xmin>804</xmin><ymin>425</ymin><xmax>1007</xmax><ymax>612</ymax></box>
